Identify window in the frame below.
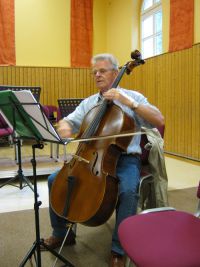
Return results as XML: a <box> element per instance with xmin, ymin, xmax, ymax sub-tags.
<box><xmin>141</xmin><ymin>0</ymin><xmax>162</xmax><ymax>59</ymax></box>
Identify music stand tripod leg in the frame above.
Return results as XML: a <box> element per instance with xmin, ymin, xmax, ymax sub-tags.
<box><xmin>0</xmin><ymin>139</ymin><xmax>34</xmax><ymax>192</ymax></box>
<box><xmin>19</xmin><ymin>143</ymin><xmax>74</xmax><ymax>267</ymax></box>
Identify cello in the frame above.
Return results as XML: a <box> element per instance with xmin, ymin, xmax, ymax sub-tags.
<box><xmin>50</xmin><ymin>51</ymin><xmax>145</xmax><ymax>227</ymax></box>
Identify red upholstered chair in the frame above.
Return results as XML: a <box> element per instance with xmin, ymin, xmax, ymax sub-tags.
<box><xmin>0</xmin><ymin>113</ymin><xmax>13</xmax><ymax>144</ymax></box>
<box><xmin>118</xmin><ymin>182</ymin><xmax>200</xmax><ymax>267</ymax></box>
<box><xmin>42</xmin><ymin>105</ymin><xmax>59</xmax><ymax>125</ymax></box>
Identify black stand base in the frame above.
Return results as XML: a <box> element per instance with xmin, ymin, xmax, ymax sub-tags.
<box><xmin>20</xmin><ymin>143</ymin><xmax>74</xmax><ymax>267</ymax></box>
<box><xmin>0</xmin><ymin>139</ymin><xmax>34</xmax><ymax>192</ymax></box>
<box><xmin>19</xmin><ymin>239</ymin><xmax>74</xmax><ymax>267</ymax></box>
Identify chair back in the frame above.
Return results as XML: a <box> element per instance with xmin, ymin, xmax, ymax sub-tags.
<box><xmin>0</xmin><ymin>113</ymin><xmax>8</xmax><ymax>128</ymax></box>
<box><xmin>57</xmin><ymin>98</ymin><xmax>84</xmax><ymax>118</ymax></box>
<box><xmin>118</xmin><ymin>209</ymin><xmax>200</xmax><ymax>267</ymax></box>
<box><xmin>0</xmin><ymin>113</ymin><xmax>13</xmax><ymax>137</ymax></box>
<box><xmin>0</xmin><ymin>85</ymin><xmax>41</xmax><ymax>102</ymax></box>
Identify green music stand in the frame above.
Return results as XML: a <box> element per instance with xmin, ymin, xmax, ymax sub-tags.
<box><xmin>0</xmin><ymin>90</ymin><xmax>74</xmax><ymax>267</ymax></box>
<box><xmin>0</xmin><ymin>89</ymin><xmax>62</xmax><ymax>190</ymax></box>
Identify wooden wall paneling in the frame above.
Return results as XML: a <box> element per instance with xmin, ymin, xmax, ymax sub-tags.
<box><xmin>80</xmin><ymin>68</ymin><xmax>86</xmax><ymax>98</ymax></box>
<box><xmin>49</xmin><ymin>68</ymin><xmax>54</xmax><ymax>105</ymax></box>
<box><xmin>51</xmin><ymin>67</ymin><xmax>56</xmax><ymax>105</ymax></box>
<box><xmin>85</xmin><ymin>68</ymin><xmax>91</xmax><ymax>97</ymax></box>
<box><xmin>196</xmin><ymin>45</ymin><xmax>200</xmax><ymax>159</ymax></box>
<box><xmin>10</xmin><ymin>66</ymin><xmax>16</xmax><ymax>85</ymax></box>
<box><xmin>59</xmin><ymin>68</ymin><xmax>65</xmax><ymax>99</ymax></box>
<box><xmin>27</xmin><ymin>67</ymin><xmax>32</xmax><ymax>86</ymax></box>
<box><xmin>169</xmin><ymin>52</ymin><xmax>177</xmax><ymax>154</ymax></box>
<box><xmin>157</xmin><ymin>54</ymin><xmax>167</xmax><ymax>118</ymax></box>
<box><xmin>56</xmin><ymin>67</ymin><xmax>62</xmax><ymax>102</ymax></box>
<box><xmin>67</xmin><ymin>68</ymin><xmax>72</xmax><ymax>98</ymax></box>
<box><xmin>0</xmin><ymin>43</ymin><xmax>199</xmax><ymax>160</ymax></box>
<box><xmin>192</xmin><ymin>45</ymin><xmax>200</xmax><ymax>159</ymax></box>
<box><xmin>0</xmin><ymin>67</ymin><xmax>3</xmax><ymax>84</ymax></box>
<box><xmin>61</xmin><ymin>68</ymin><xmax>68</xmax><ymax>99</ymax></box>
<box><xmin>14</xmin><ymin>66</ymin><xmax>18</xmax><ymax>85</ymax></box>
<box><xmin>19</xmin><ymin>67</ymin><xmax>24</xmax><ymax>87</ymax></box>
<box><xmin>85</xmin><ymin>68</ymin><xmax>92</xmax><ymax>97</ymax></box>
<box><xmin>72</xmin><ymin>68</ymin><xmax>78</xmax><ymax>98</ymax></box>
<box><xmin>45</xmin><ymin>67</ymin><xmax>51</xmax><ymax>105</ymax></box>
<box><xmin>22</xmin><ymin>67</ymin><xmax>28</xmax><ymax>86</ymax></box>
<box><xmin>38</xmin><ymin>67</ymin><xmax>42</xmax><ymax>101</ymax></box>
<box><xmin>176</xmin><ymin>51</ymin><xmax>183</xmax><ymax>155</ymax></box>
<box><xmin>79</xmin><ymin>68</ymin><xmax>84</xmax><ymax>98</ymax></box>
<box><xmin>184</xmin><ymin>48</ymin><xmax>192</xmax><ymax>157</ymax></box>
<box><xmin>162</xmin><ymin>53</ymin><xmax>170</xmax><ymax>150</ymax></box>
<box><xmin>76</xmin><ymin>68</ymin><xmax>80</xmax><ymax>98</ymax></box>
<box><xmin>68</xmin><ymin>68</ymin><xmax>73</xmax><ymax>98</ymax></box>
<box><xmin>2</xmin><ymin>67</ymin><xmax>8</xmax><ymax>84</ymax></box>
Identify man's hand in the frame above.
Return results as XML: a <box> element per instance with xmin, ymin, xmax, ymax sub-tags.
<box><xmin>57</xmin><ymin>119</ymin><xmax>72</xmax><ymax>138</ymax></box>
<box><xmin>103</xmin><ymin>88</ymin><xmax>133</xmax><ymax>108</ymax></box>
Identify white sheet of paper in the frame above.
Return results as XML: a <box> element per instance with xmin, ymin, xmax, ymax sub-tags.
<box><xmin>13</xmin><ymin>90</ymin><xmax>62</xmax><ymax>143</ymax></box>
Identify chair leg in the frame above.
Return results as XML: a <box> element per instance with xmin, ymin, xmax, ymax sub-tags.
<box><xmin>125</xmin><ymin>257</ymin><xmax>136</xmax><ymax>267</ymax></box>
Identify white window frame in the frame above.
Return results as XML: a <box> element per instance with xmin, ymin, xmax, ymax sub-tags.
<box><xmin>141</xmin><ymin>0</ymin><xmax>162</xmax><ymax>59</ymax></box>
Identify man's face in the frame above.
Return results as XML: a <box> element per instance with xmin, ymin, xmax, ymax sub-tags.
<box><xmin>92</xmin><ymin>60</ymin><xmax>118</xmax><ymax>93</ymax></box>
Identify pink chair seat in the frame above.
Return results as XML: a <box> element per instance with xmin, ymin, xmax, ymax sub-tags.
<box><xmin>118</xmin><ymin>210</ymin><xmax>200</xmax><ymax>267</ymax></box>
<box><xmin>0</xmin><ymin>113</ymin><xmax>13</xmax><ymax>137</ymax></box>
<box><xmin>0</xmin><ymin>127</ymin><xmax>13</xmax><ymax>137</ymax></box>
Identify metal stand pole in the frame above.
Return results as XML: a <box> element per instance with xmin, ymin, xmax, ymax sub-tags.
<box><xmin>19</xmin><ymin>143</ymin><xmax>74</xmax><ymax>267</ymax></box>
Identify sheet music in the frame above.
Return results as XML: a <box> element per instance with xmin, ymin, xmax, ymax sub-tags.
<box><xmin>13</xmin><ymin>90</ymin><xmax>62</xmax><ymax>143</ymax></box>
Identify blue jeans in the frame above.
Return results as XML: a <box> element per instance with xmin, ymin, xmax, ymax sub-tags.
<box><xmin>48</xmin><ymin>154</ymin><xmax>141</xmax><ymax>255</ymax></box>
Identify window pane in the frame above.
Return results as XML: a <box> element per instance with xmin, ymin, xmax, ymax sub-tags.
<box><xmin>155</xmin><ymin>10</ymin><xmax>162</xmax><ymax>33</ymax></box>
<box><xmin>143</xmin><ymin>0</ymin><xmax>153</xmax><ymax>11</ymax></box>
<box><xmin>155</xmin><ymin>34</ymin><xmax>162</xmax><ymax>54</ymax></box>
<box><xmin>143</xmin><ymin>38</ymin><xmax>154</xmax><ymax>58</ymax></box>
<box><xmin>154</xmin><ymin>0</ymin><xmax>160</xmax><ymax>3</ymax></box>
<box><xmin>142</xmin><ymin>16</ymin><xmax>153</xmax><ymax>38</ymax></box>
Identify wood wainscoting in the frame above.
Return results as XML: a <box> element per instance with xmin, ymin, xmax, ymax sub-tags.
<box><xmin>0</xmin><ymin>43</ymin><xmax>200</xmax><ymax>160</ymax></box>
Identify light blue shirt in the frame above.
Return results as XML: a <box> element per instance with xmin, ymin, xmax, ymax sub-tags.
<box><xmin>64</xmin><ymin>87</ymin><xmax>159</xmax><ymax>154</ymax></box>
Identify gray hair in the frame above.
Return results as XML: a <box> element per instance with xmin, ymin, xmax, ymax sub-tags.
<box><xmin>91</xmin><ymin>53</ymin><xmax>119</xmax><ymax>70</ymax></box>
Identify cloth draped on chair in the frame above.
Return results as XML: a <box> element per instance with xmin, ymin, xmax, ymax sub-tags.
<box><xmin>139</xmin><ymin>127</ymin><xmax>169</xmax><ymax>208</ymax></box>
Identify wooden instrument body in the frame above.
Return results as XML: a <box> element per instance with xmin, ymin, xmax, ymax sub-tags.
<box><xmin>51</xmin><ymin>103</ymin><xmax>135</xmax><ymax>226</ymax></box>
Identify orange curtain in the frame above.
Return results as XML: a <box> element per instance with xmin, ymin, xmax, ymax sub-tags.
<box><xmin>169</xmin><ymin>0</ymin><xmax>194</xmax><ymax>52</ymax></box>
<box><xmin>70</xmin><ymin>0</ymin><xmax>93</xmax><ymax>67</ymax></box>
<box><xmin>0</xmin><ymin>0</ymin><xmax>15</xmax><ymax>65</ymax></box>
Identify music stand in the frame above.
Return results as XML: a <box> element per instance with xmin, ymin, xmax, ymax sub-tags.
<box><xmin>0</xmin><ymin>110</ymin><xmax>35</xmax><ymax>192</ymax></box>
<box><xmin>0</xmin><ymin>90</ymin><xmax>74</xmax><ymax>267</ymax></box>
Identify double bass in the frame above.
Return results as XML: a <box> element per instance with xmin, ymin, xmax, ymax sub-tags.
<box><xmin>50</xmin><ymin>51</ymin><xmax>145</xmax><ymax>226</ymax></box>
